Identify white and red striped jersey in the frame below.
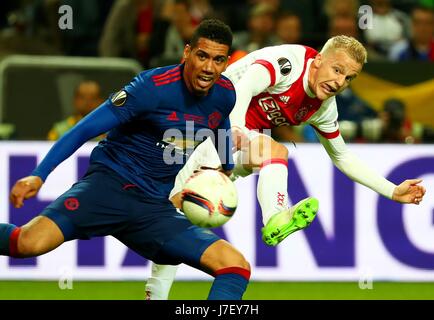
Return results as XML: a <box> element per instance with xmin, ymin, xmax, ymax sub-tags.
<box><xmin>223</xmin><ymin>44</ymin><xmax>339</xmax><ymax>139</ymax></box>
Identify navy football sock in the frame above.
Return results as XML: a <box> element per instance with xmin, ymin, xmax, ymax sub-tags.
<box><xmin>208</xmin><ymin>267</ymin><xmax>250</xmax><ymax>300</ymax></box>
<box><xmin>0</xmin><ymin>223</ymin><xmax>19</xmax><ymax>256</ymax></box>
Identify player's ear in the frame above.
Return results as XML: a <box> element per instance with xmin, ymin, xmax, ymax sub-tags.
<box><xmin>313</xmin><ymin>54</ymin><xmax>322</xmax><ymax>68</ymax></box>
<box><xmin>224</xmin><ymin>55</ymin><xmax>231</xmax><ymax>69</ymax></box>
<box><xmin>218</xmin><ymin>57</ymin><xmax>229</xmax><ymax>73</ymax></box>
<box><xmin>183</xmin><ymin>44</ymin><xmax>192</xmax><ymax>60</ymax></box>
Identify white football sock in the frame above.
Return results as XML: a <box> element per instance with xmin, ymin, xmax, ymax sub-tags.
<box><xmin>145</xmin><ymin>263</ymin><xmax>179</xmax><ymax>300</ymax></box>
<box><xmin>257</xmin><ymin>160</ymin><xmax>290</xmax><ymax>225</ymax></box>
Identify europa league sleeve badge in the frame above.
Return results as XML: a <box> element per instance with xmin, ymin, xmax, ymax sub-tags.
<box><xmin>111</xmin><ymin>90</ymin><xmax>127</xmax><ymax>107</ymax></box>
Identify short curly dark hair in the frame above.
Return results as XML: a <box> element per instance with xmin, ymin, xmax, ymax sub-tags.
<box><xmin>190</xmin><ymin>19</ymin><xmax>233</xmax><ymax>49</ymax></box>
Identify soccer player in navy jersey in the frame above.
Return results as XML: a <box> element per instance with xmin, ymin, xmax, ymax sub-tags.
<box><xmin>1</xmin><ymin>19</ymin><xmax>251</xmax><ymax>300</ymax></box>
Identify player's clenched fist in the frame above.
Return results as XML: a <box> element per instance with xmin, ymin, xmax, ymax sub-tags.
<box><xmin>9</xmin><ymin>176</ymin><xmax>43</xmax><ymax>208</ymax></box>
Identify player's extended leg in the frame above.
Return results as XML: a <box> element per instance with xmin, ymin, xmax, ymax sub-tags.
<box><xmin>241</xmin><ymin>134</ymin><xmax>319</xmax><ymax>246</ymax></box>
<box><xmin>112</xmin><ymin>186</ymin><xmax>249</xmax><ymax>300</ymax></box>
<box><xmin>145</xmin><ymin>241</ymin><xmax>250</xmax><ymax>300</ymax></box>
<box><xmin>142</xmin><ymin>138</ymin><xmax>222</xmax><ymax>300</ymax></box>
<box><xmin>200</xmin><ymin>239</ymin><xmax>250</xmax><ymax>300</ymax></box>
<box><xmin>0</xmin><ymin>216</ymin><xmax>64</xmax><ymax>257</ymax></box>
<box><xmin>145</xmin><ymin>142</ymin><xmax>215</xmax><ymax>300</ymax></box>
<box><xmin>157</xmin><ymin>231</ymin><xmax>250</xmax><ymax>300</ymax></box>
<box><xmin>241</xmin><ymin>134</ymin><xmax>291</xmax><ymax>222</ymax></box>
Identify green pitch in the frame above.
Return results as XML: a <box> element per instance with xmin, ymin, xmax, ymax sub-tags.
<box><xmin>0</xmin><ymin>281</ymin><xmax>434</xmax><ymax>300</ymax></box>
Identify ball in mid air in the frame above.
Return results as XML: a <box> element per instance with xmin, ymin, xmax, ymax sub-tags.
<box><xmin>181</xmin><ymin>169</ymin><xmax>238</xmax><ymax>228</ymax></box>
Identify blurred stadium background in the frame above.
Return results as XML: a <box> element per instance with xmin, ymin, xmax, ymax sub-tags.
<box><xmin>0</xmin><ymin>0</ymin><xmax>433</xmax><ymax>300</ymax></box>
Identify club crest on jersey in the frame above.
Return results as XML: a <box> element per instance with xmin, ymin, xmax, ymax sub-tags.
<box><xmin>111</xmin><ymin>90</ymin><xmax>127</xmax><ymax>107</ymax></box>
<box><xmin>278</xmin><ymin>58</ymin><xmax>292</xmax><ymax>76</ymax></box>
<box><xmin>295</xmin><ymin>104</ymin><xmax>314</xmax><ymax>122</ymax></box>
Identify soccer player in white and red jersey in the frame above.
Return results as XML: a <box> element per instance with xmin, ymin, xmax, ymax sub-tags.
<box><xmin>145</xmin><ymin>35</ymin><xmax>426</xmax><ymax>299</ymax></box>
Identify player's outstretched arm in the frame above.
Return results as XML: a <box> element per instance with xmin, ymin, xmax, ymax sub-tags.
<box><xmin>9</xmin><ymin>176</ymin><xmax>43</xmax><ymax>208</ymax></box>
<box><xmin>318</xmin><ymin>133</ymin><xmax>397</xmax><ymax>200</ymax></box>
<box><xmin>10</xmin><ymin>102</ymin><xmax>121</xmax><ymax>210</ymax></box>
<box><xmin>392</xmin><ymin>179</ymin><xmax>426</xmax><ymax>205</ymax></box>
<box><xmin>320</xmin><ymin>134</ymin><xmax>427</xmax><ymax>205</ymax></box>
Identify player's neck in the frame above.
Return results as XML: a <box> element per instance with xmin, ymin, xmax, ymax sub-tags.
<box><xmin>307</xmin><ymin>61</ymin><xmax>317</xmax><ymax>95</ymax></box>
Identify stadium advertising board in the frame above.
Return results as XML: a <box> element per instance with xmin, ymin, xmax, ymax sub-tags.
<box><xmin>0</xmin><ymin>142</ymin><xmax>433</xmax><ymax>281</ymax></box>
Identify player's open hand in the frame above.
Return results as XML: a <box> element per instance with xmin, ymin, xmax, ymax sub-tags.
<box><xmin>10</xmin><ymin>176</ymin><xmax>43</xmax><ymax>208</ymax></box>
<box><xmin>392</xmin><ymin>179</ymin><xmax>426</xmax><ymax>205</ymax></box>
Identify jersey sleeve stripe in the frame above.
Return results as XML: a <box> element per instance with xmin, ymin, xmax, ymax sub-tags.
<box><xmin>311</xmin><ymin>125</ymin><xmax>340</xmax><ymax>139</ymax></box>
<box><xmin>153</xmin><ymin>72</ymin><xmax>181</xmax><ymax>84</ymax></box>
<box><xmin>216</xmin><ymin>79</ymin><xmax>234</xmax><ymax>90</ymax></box>
<box><xmin>153</xmin><ymin>71</ymin><xmax>180</xmax><ymax>81</ymax></box>
<box><xmin>154</xmin><ymin>76</ymin><xmax>181</xmax><ymax>86</ymax></box>
<box><xmin>253</xmin><ymin>59</ymin><xmax>276</xmax><ymax>86</ymax></box>
<box><xmin>217</xmin><ymin>79</ymin><xmax>232</xmax><ymax>87</ymax></box>
<box><xmin>152</xmin><ymin>66</ymin><xmax>181</xmax><ymax>80</ymax></box>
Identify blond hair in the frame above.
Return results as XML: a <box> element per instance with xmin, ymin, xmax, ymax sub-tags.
<box><xmin>320</xmin><ymin>35</ymin><xmax>367</xmax><ymax>65</ymax></box>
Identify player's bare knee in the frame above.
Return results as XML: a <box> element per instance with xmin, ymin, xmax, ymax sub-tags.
<box><xmin>270</xmin><ymin>140</ymin><xmax>288</xmax><ymax>160</ymax></box>
<box><xmin>16</xmin><ymin>216</ymin><xmax>64</xmax><ymax>257</ymax></box>
<box><xmin>16</xmin><ymin>228</ymin><xmax>40</xmax><ymax>257</ymax></box>
<box><xmin>248</xmin><ymin>136</ymin><xmax>272</xmax><ymax>165</ymax></box>
<box><xmin>201</xmin><ymin>240</ymin><xmax>250</xmax><ymax>272</ymax></box>
<box><xmin>222</xmin><ymin>248</ymin><xmax>250</xmax><ymax>270</ymax></box>
<box><xmin>234</xmin><ymin>254</ymin><xmax>250</xmax><ymax>271</ymax></box>
<box><xmin>216</xmin><ymin>250</ymin><xmax>250</xmax><ymax>272</ymax></box>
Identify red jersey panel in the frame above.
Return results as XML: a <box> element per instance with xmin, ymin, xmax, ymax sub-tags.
<box><xmin>245</xmin><ymin>47</ymin><xmax>322</xmax><ymax>130</ymax></box>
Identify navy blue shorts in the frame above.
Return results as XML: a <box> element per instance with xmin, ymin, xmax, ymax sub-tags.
<box><xmin>41</xmin><ymin>163</ymin><xmax>220</xmax><ymax>265</ymax></box>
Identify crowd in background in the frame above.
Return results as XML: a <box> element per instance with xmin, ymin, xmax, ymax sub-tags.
<box><xmin>0</xmin><ymin>0</ymin><xmax>433</xmax><ymax>143</ymax></box>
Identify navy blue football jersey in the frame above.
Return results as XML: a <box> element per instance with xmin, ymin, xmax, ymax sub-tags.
<box><xmin>90</xmin><ymin>64</ymin><xmax>236</xmax><ymax>198</ymax></box>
